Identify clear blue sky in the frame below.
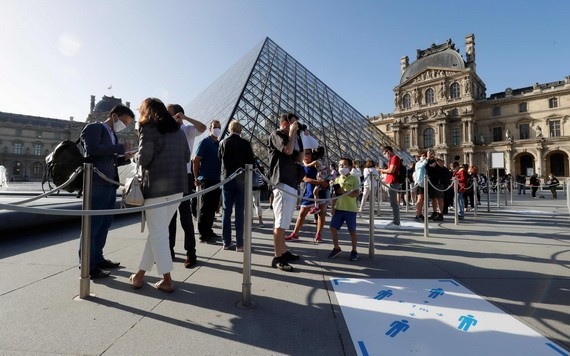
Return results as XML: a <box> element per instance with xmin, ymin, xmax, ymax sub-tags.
<box><xmin>0</xmin><ymin>0</ymin><xmax>568</xmax><ymax>122</ymax></box>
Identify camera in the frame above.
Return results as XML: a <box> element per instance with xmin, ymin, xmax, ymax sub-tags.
<box><xmin>297</xmin><ymin>123</ymin><xmax>307</xmax><ymax>131</ymax></box>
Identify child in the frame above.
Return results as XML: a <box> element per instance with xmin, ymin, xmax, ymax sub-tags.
<box><xmin>303</xmin><ymin>147</ymin><xmax>330</xmax><ymax>214</ymax></box>
<box><xmin>328</xmin><ymin>158</ymin><xmax>361</xmax><ymax>261</ymax></box>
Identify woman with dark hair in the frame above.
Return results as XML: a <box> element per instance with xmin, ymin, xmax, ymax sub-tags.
<box><xmin>287</xmin><ymin>149</ymin><xmax>329</xmax><ymax>243</ymax></box>
<box><xmin>129</xmin><ymin>98</ymin><xmax>190</xmax><ymax>293</ymax></box>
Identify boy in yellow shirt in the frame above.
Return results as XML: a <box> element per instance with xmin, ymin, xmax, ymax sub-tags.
<box><xmin>328</xmin><ymin>158</ymin><xmax>361</xmax><ymax>261</ymax></box>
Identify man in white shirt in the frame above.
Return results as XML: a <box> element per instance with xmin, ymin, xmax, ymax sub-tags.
<box><xmin>167</xmin><ymin>104</ymin><xmax>207</xmax><ymax>268</ymax></box>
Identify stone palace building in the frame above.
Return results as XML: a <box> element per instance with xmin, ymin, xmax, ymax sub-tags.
<box><xmin>0</xmin><ymin>95</ymin><xmax>135</xmax><ymax>182</ymax></box>
<box><xmin>371</xmin><ymin>34</ymin><xmax>569</xmax><ymax>179</ymax></box>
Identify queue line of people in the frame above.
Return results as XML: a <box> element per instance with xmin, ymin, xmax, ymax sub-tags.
<box><xmin>80</xmin><ymin>105</ymin><xmax>564</xmax><ymax>289</ymax></box>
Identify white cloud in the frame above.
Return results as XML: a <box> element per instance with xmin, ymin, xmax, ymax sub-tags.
<box><xmin>58</xmin><ymin>33</ymin><xmax>82</xmax><ymax>56</ymax></box>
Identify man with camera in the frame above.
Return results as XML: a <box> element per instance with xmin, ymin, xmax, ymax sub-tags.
<box><xmin>267</xmin><ymin>113</ymin><xmax>305</xmax><ymax>271</ymax></box>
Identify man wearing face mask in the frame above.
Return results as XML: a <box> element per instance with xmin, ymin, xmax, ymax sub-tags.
<box><xmin>218</xmin><ymin>119</ymin><xmax>255</xmax><ymax>251</ymax></box>
<box><xmin>79</xmin><ymin>104</ymin><xmax>135</xmax><ymax>279</ymax></box>
<box><xmin>193</xmin><ymin>120</ymin><xmax>223</xmax><ymax>244</ymax></box>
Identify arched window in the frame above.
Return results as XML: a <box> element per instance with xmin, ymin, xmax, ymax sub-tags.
<box><xmin>423</xmin><ymin>128</ymin><xmax>435</xmax><ymax>148</ymax></box>
<box><xmin>425</xmin><ymin>88</ymin><xmax>435</xmax><ymax>104</ymax></box>
<box><xmin>550</xmin><ymin>153</ymin><xmax>564</xmax><ymax>176</ymax></box>
<box><xmin>450</xmin><ymin>82</ymin><xmax>460</xmax><ymax>99</ymax></box>
<box><xmin>402</xmin><ymin>94</ymin><xmax>411</xmax><ymax>109</ymax></box>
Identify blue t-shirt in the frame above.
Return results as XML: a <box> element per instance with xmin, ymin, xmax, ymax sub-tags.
<box><xmin>195</xmin><ymin>136</ymin><xmax>221</xmax><ymax>181</ymax></box>
<box><xmin>301</xmin><ymin>165</ymin><xmax>327</xmax><ymax>206</ymax></box>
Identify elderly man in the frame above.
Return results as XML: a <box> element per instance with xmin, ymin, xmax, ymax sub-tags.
<box><xmin>218</xmin><ymin>120</ymin><xmax>255</xmax><ymax>251</ymax></box>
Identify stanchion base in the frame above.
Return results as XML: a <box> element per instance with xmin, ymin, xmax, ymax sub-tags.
<box><xmin>237</xmin><ymin>300</ymin><xmax>256</xmax><ymax>309</ymax></box>
<box><xmin>73</xmin><ymin>293</ymin><xmax>95</xmax><ymax>301</ymax></box>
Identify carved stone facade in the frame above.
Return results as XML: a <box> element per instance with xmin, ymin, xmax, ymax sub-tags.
<box><xmin>0</xmin><ymin>95</ymin><xmax>135</xmax><ymax>182</ymax></box>
<box><xmin>371</xmin><ymin>34</ymin><xmax>570</xmax><ymax>179</ymax></box>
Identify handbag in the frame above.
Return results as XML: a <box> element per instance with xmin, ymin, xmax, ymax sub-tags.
<box><xmin>122</xmin><ymin>161</ymin><xmax>144</xmax><ymax>207</ymax></box>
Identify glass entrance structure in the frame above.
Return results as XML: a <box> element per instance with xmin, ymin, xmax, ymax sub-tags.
<box><xmin>185</xmin><ymin>37</ymin><xmax>408</xmax><ymax>167</ymax></box>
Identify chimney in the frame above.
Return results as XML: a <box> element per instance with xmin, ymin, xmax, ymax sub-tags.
<box><xmin>70</xmin><ymin>116</ymin><xmax>74</xmax><ymax>122</ymax></box>
<box><xmin>90</xmin><ymin>95</ymin><xmax>95</xmax><ymax>113</ymax></box>
<box><xmin>126</xmin><ymin>101</ymin><xmax>130</xmax><ymax>108</ymax></box>
<box><xmin>465</xmin><ymin>34</ymin><xmax>476</xmax><ymax>72</ymax></box>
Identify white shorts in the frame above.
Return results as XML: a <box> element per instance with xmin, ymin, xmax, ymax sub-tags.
<box><xmin>272</xmin><ymin>183</ymin><xmax>297</xmax><ymax>230</ymax></box>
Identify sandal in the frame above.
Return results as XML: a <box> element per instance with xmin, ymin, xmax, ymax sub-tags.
<box><xmin>154</xmin><ymin>280</ymin><xmax>174</xmax><ymax>293</ymax></box>
<box><xmin>129</xmin><ymin>274</ymin><xmax>143</xmax><ymax>290</ymax></box>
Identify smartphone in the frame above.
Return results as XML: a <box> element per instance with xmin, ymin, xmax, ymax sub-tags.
<box><xmin>333</xmin><ymin>183</ymin><xmax>341</xmax><ymax>193</ymax></box>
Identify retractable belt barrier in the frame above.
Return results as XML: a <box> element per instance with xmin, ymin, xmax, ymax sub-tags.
<box><xmin>2</xmin><ymin>164</ymin><xmax>565</xmax><ymax>303</ymax></box>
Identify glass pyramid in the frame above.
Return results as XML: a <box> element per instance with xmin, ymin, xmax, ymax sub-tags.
<box><xmin>185</xmin><ymin>37</ymin><xmax>408</xmax><ymax>167</ymax></box>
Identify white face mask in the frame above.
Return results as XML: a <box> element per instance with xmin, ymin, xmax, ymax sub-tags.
<box><xmin>114</xmin><ymin>118</ymin><xmax>127</xmax><ymax>133</ymax></box>
<box><xmin>212</xmin><ymin>128</ymin><xmax>222</xmax><ymax>138</ymax></box>
<box><xmin>339</xmin><ymin>167</ymin><xmax>350</xmax><ymax>176</ymax></box>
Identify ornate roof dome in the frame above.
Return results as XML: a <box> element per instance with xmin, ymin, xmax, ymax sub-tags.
<box><xmin>93</xmin><ymin>96</ymin><xmax>123</xmax><ymax>113</ymax></box>
<box><xmin>400</xmin><ymin>42</ymin><xmax>465</xmax><ymax>84</ymax></box>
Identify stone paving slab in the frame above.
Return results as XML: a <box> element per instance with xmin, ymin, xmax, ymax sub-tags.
<box><xmin>0</xmin><ymin>193</ymin><xmax>568</xmax><ymax>355</ymax></box>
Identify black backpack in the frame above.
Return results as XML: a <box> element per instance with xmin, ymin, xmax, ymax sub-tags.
<box><xmin>396</xmin><ymin>157</ymin><xmax>407</xmax><ymax>185</ymax></box>
<box><xmin>42</xmin><ymin>139</ymin><xmax>85</xmax><ymax>193</ymax></box>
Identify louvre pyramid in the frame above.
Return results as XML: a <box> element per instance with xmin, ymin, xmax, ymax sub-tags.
<box><xmin>185</xmin><ymin>37</ymin><xmax>408</xmax><ymax>167</ymax></box>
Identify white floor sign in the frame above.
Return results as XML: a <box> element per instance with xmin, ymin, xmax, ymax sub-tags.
<box><xmin>331</xmin><ymin>278</ymin><xmax>567</xmax><ymax>355</ymax></box>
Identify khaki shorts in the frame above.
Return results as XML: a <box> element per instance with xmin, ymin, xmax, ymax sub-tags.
<box><xmin>272</xmin><ymin>183</ymin><xmax>297</xmax><ymax>230</ymax></box>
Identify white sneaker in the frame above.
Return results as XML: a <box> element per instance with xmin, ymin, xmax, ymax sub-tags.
<box><xmin>385</xmin><ymin>222</ymin><xmax>401</xmax><ymax>229</ymax></box>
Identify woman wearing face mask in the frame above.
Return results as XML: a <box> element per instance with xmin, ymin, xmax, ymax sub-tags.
<box><xmin>129</xmin><ymin>98</ymin><xmax>190</xmax><ymax>293</ymax></box>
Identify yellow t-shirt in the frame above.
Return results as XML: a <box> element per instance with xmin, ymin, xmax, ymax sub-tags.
<box><xmin>334</xmin><ymin>174</ymin><xmax>359</xmax><ymax>212</ymax></box>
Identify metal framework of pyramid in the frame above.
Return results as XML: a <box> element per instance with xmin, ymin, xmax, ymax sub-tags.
<box><xmin>185</xmin><ymin>37</ymin><xmax>407</xmax><ymax>167</ymax></box>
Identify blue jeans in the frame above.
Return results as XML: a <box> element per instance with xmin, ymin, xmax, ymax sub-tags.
<box><xmin>79</xmin><ymin>184</ymin><xmax>117</xmax><ymax>269</ymax></box>
<box><xmin>456</xmin><ymin>191</ymin><xmax>465</xmax><ymax>217</ymax></box>
<box><xmin>222</xmin><ymin>178</ymin><xmax>245</xmax><ymax>247</ymax></box>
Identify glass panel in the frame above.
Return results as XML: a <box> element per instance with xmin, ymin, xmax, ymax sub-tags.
<box><xmin>185</xmin><ymin>38</ymin><xmax>412</xmax><ymax>170</ymax></box>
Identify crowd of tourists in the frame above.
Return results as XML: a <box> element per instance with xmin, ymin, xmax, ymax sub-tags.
<box><xmin>79</xmin><ymin>107</ymin><xmax>563</xmax><ymax>290</ymax></box>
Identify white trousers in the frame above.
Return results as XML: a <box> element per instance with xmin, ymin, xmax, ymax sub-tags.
<box><xmin>252</xmin><ymin>189</ymin><xmax>262</xmax><ymax>217</ymax></box>
<box><xmin>139</xmin><ymin>193</ymin><xmax>182</xmax><ymax>275</ymax></box>
<box><xmin>359</xmin><ymin>186</ymin><xmax>371</xmax><ymax>211</ymax></box>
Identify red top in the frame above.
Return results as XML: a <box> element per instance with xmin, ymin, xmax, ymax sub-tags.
<box><xmin>454</xmin><ymin>169</ymin><xmax>468</xmax><ymax>192</ymax></box>
<box><xmin>385</xmin><ymin>155</ymin><xmax>400</xmax><ymax>184</ymax></box>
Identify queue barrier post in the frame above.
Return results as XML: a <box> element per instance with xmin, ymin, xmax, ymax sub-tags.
<box><xmin>79</xmin><ymin>163</ymin><xmax>93</xmax><ymax>299</ymax></box>
<box><xmin>424</xmin><ymin>175</ymin><xmax>429</xmax><ymax>238</ymax></box>
<box><xmin>473</xmin><ymin>178</ymin><xmax>478</xmax><ymax>217</ymax></box>
<box><xmin>368</xmin><ymin>176</ymin><xmax>375</xmax><ymax>259</ymax></box>
<box><xmin>239</xmin><ymin>165</ymin><xmax>254</xmax><ymax>308</ymax></box>
<box><xmin>405</xmin><ymin>178</ymin><xmax>410</xmax><ymax>212</ymax></box>
<box><xmin>567</xmin><ymin>179</ymin><xmax>570</xmax><ymax>214</ymax></box>
<box><xmin>510</xmin><ymin>176</ymin><xmax>514</xmax><ymax>205</ymax></box>
<box><xmin>486</xmin><ymin>179</ymin><xmax>491</xmax><ymax>213</ymax></box>
<box><xmin>454</xmin><ymin>177</ymin><xmax>459</xmax><ymax>225</ymax></box>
